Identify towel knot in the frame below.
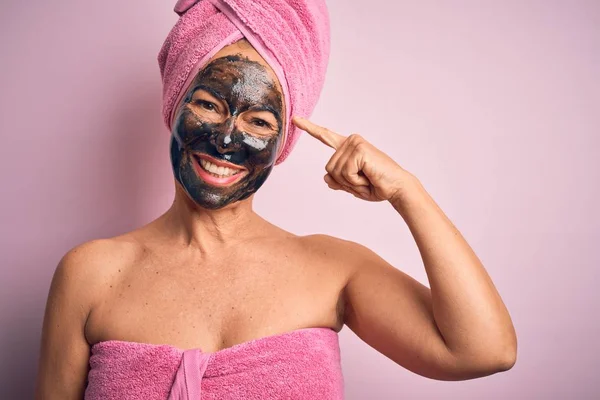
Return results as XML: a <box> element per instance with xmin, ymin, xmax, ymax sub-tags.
<box><xmin>174</xmin><ymin>0</ymin><xmax>201</xmax><ymax>15</ymax></box>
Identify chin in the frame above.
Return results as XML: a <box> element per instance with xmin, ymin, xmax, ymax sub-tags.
<box><xmin>184</xmin><ymin>188</ymin><xmax>237</xmax><ymax>210</ymax></box>
<box><xmin>180</xmin><ymin>179</ymin><xmax>256</xmax><ymax>210</ymax></box>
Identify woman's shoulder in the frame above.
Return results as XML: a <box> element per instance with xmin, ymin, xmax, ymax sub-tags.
<box><xmin>55</xmin><ymin>234</ymin><xmax>146</xmax><ymax>298</ymax></box>
<box><xmin>297</xmin><ymin>233</ymin><xmax>363</xmax><ymax>249</ymax></box>
<box><xmin>60</xmin><ymin>233</ymin><xmax>145</xmax><ymax>273</ymax></box>
<box><xmin>295</xmin><ymin>234</ymin><xmax>376</xmax><ymax>264</ymax></box>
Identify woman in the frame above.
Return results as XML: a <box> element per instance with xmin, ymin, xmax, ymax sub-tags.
<box><xmin>35</xmin><ymin>0</ymin><xmax>517</xmax><ymax>399</ymax></box>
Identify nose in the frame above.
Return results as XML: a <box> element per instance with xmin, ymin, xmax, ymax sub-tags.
<box><xmin>214</xmin><ymin>118</ymin><xmax>242</xmax><ymax>153</ymax></box>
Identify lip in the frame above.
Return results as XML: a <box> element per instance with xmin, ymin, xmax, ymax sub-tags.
<box><xmin>193</xmin><ymin>153</ymin><xmax>247</xmax><ymax>171</ymax></box>
<box><xmin>191</xmin><ymin>153</ymin><xmax>248</xmax><ymax>187</ymax></box>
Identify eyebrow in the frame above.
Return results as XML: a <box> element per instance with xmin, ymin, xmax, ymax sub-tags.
<box><xmin>249</xmin><ymin>104</ymin><xmax>282</xmax><ymax>128</ymax></box>
<box><xmin>194</xmin><ymin>85</ymin><xmax>226</xmax><ymax>102</ymax></box>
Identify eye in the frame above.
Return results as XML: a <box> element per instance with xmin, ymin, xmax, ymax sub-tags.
<box><xmin>251</xmin><ymin>118</ymin><xmax>271</xmax><ymax>129</ymax></box>
<box><xmin>195</xmin><ymin>100</ymin><xmax>217</xmax><ymax>112</ymax></box>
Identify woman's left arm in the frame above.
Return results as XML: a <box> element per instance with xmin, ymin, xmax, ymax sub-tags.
<box><xmin>293</xmin><ymin>117</ymin><xmax>517</xmax><ymax>381</ymax></box>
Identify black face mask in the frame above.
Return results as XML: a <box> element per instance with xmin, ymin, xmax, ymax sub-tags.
<box><xmin>170</xmin><ymin>55</ymin><xmax>284</xmax><ymax>209</ymax></box>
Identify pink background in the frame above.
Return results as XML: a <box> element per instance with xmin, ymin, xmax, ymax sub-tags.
<box><xmin>1</xmin><ymin>0</ymin><xmax>598</xmax><ymax>398</ymax></box>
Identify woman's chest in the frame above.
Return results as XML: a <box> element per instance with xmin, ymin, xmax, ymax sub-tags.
<box><xmin>85</xmin><ymin>248</ymin><xmax>346</xmax><ymax>351</ymax></box>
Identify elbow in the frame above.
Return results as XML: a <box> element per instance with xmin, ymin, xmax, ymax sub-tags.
<box><xmin>496</xmin><ymin>347</ymin><xmax>517</xmax><ymax>371</ymax></box>
<box><xmin>474</xmin><ymin>328</ymin><xmax>519</xmax><ymax>375</ymax></box>
<box><xmin>496</xmin><ymin>331</ymin><xmax>518</xmax><ymax>371</ymax></box>
<box><xmin>478</xmin><ymin>337</ymin><xmax>518</xmax><ymax>375</ymax></box>
<box><xmin>449</xmin><ymin>351</ymin><xmax>516</xmax><ymax>381</ymax></box>
<box><xmin>449</xmin><ymin>343</ymin><xmax>517</xmax><ymax>380</ymax></box>
<box><xmin>476</xmin><ymin>345</ymin><xmax>518</xmax><ymax>376</ymax></box>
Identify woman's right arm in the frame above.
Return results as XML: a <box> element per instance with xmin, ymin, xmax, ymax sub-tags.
<box><xmin>35</xmin><ymin>244</ymin><xmax>101</xmax><ymax>399</ymax></box>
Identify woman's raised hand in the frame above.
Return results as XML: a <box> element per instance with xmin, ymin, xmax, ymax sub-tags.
<box><xmin>292</xmin><ymin>116</ymin><xmax>415</xmax><ymax>202</ymax></box>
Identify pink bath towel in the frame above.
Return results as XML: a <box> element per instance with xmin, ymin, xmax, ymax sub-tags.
<box><xmin>84</xmin><ymin>327</ymin><xmax>344</xmax><ymax>399</ymax></box>
<box><xmin>158</xmin><ymin>0</ymin><xmax>331</xmax><ymax>164</ymax></box>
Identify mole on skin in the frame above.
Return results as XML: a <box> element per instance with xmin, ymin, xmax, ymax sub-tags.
<box><xmin>170</xmin><ymin>55</ymin><xmax>284</xmax><ymax>209</ymax></box>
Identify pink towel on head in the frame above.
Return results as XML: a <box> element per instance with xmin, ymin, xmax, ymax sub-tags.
<box><xmin>84</xmin><ymin>327</ymin><xmax>344</xmax><ymax>399</ymax></box>
<box><xmin>157</xmin><ymin>0</ymin><xmax>331</xmax><ymax>164</ymax></box>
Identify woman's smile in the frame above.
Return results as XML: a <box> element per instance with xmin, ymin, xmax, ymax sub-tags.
<box><xmin>192</xmin><ymin>152</ymin><xmax>249</xmax><ymax>187</ymax></box>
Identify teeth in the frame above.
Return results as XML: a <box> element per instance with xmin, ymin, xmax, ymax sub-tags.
<box><xmin>199</xmin><ymin>158</ymin><xmax>240</xmax><ymax>177</ymax></box>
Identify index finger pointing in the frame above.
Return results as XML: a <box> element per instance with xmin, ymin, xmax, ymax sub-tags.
<box><xmin>293</xmin><ymin>116</ymin><xmax>346</xmax><ymax>149</ymax></box>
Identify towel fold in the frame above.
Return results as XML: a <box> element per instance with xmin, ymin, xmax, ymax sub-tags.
<box><xmin>158</xmin><ymin>0</ymin><xmax>331</xmax><ymax>164</ymax></box>
<box><xmin>84</xmin><ymin>327</ymin><xmax>344</xmax><ymax>400</ymax></box>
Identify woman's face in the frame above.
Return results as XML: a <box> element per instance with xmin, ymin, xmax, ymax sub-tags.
<box><xmin>170</xmin><ymin>42</ymin><xmax>284</xmax><ymax>210</ymax></box>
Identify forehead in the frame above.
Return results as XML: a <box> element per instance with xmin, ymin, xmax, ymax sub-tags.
<box><xmin>195</xmin><ymin>55</ymin><xmax>278</xmax><ymax>94</ymax></box>
<box><xmin>189</xmin><ymin>40</ymin><xmax>285</xmax><ymax>112</ymax></box>
<box><xmin>207</xmin><ymin>40</ymin><xmax>283</xmax><ymax>90</ymax></box>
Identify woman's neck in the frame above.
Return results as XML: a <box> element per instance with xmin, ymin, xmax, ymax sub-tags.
<box><xmin>160</xmin><ymin>184</ymin><xmax>262</xmax><ymax>250</ymax></box>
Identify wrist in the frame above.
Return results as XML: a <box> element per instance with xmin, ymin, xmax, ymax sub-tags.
<box><xmin>388</xmin><ymin>173</ymin><xmax>425</xmax><ymax>210</ymax></box>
